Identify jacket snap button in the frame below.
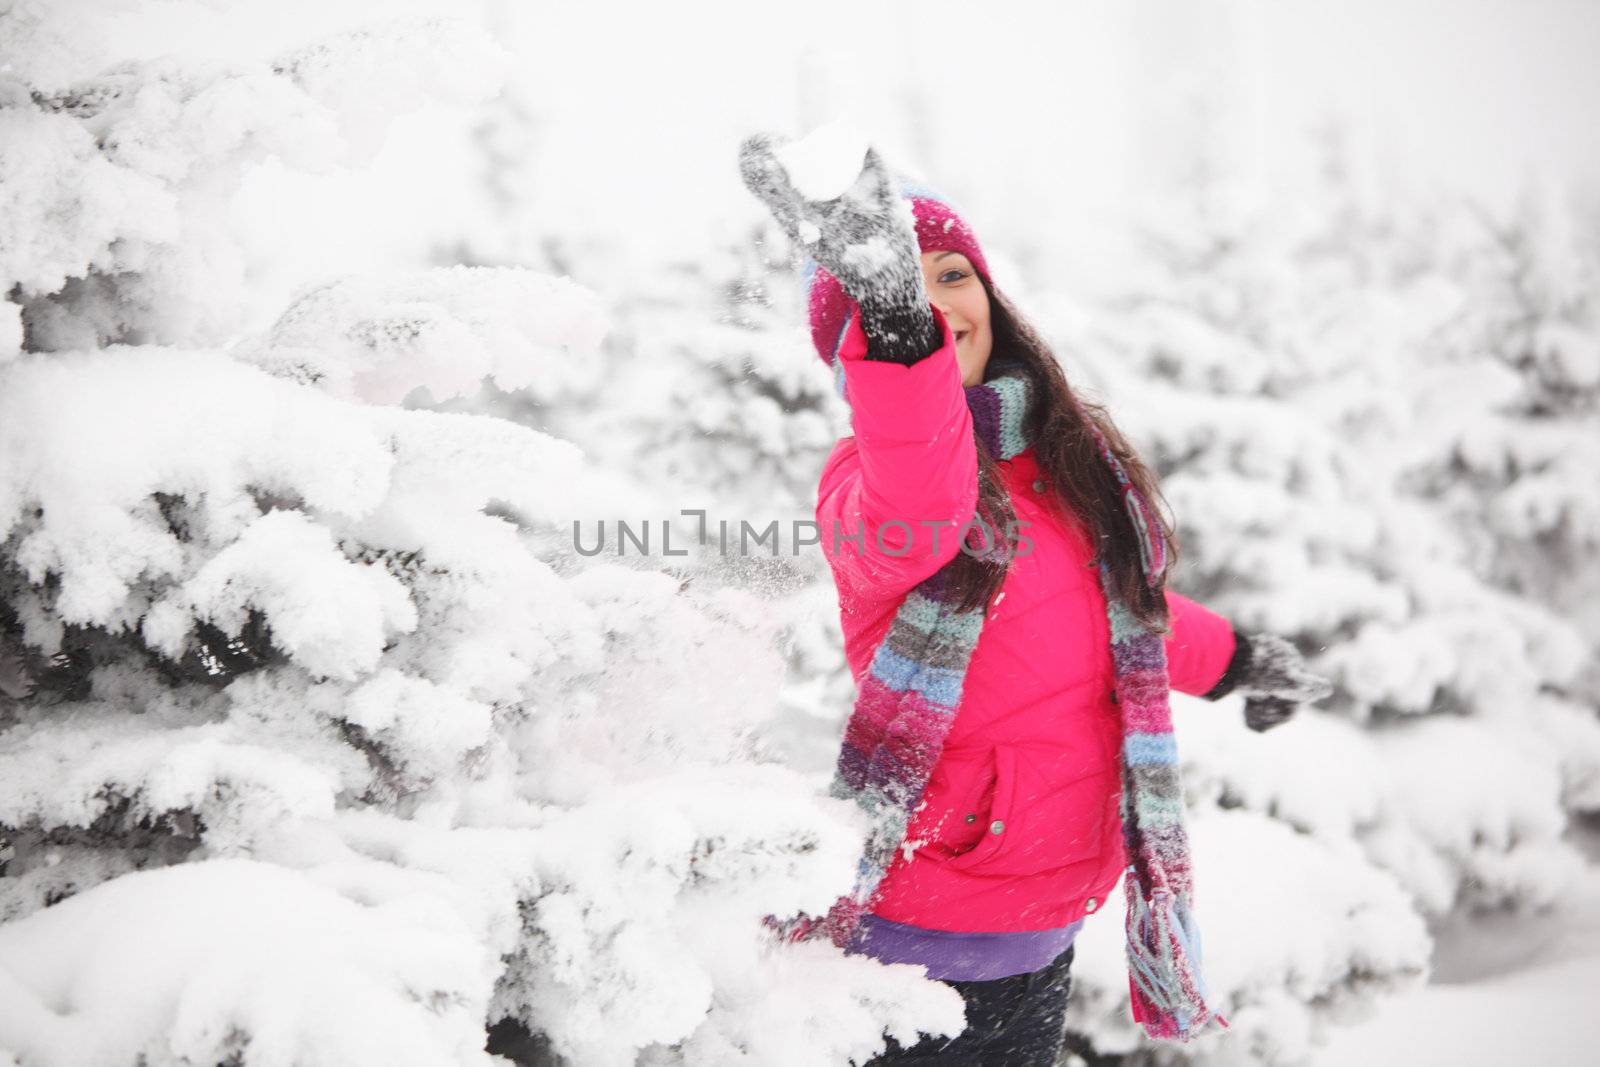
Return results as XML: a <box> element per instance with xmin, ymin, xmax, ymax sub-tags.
<box><xmin>1109</xmin><ymin>689</ymin><xmax>1120</xmax><ymax>705</ymax></box>
<box><xmin>989</xmin><ymin>820</ymin><xmax>1005</xmax><ymax>835</ymax></box>
<box><xmin>1031</xmin><ymin>479</ymin><xmax>1045</xmax><ymax>493</ymax></box>
<box><xmin>964</xmin><ymin>813</ymin><xmax>976</xmax><ymax>824</ymax></box>
<box><xmin>1086</xmin><ymin>896</ymin><xmax>1099</xmax><ymax>913</ymax></box>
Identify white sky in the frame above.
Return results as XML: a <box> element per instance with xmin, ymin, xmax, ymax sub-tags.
<box><xmin>98</xmin><ymin>0</ymin><xmax>1600</xmax><ymax>301</ymax></box>
<box><xmin>487</xmin><ymin>0</ymin><xmax>1600</xmax><ymax>294</ymax></box>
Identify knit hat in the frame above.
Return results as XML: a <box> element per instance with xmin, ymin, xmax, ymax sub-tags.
<box><xmin>804</xmin><ymin>181</ymin><xmax>992</xmax><ymax>370</ymax></box>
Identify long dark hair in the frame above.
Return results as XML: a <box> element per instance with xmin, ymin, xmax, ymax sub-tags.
<box><xmin>941</xmin><ymin>279</ymin><xmax>1180</xmax><ymax>634</ymax></box>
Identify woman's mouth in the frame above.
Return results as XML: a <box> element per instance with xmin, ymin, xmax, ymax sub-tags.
<box><xmin>956</xmin><ymin>330</ymin><xmax>969</xmax><ymax>344</ymax></box>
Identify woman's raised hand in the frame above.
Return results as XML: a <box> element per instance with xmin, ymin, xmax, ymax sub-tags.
<box><xmin>737</xmin><ymin>132</ymin><xmax>940</xmax><ymax>364</ymax></box>
<box><xmin>1233</xmin><ymin>633</ymin><xmax>1335</xmax><ymax>732</ymax></box>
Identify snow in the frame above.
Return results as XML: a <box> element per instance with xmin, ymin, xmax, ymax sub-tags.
<box><xmin>0</xmin><ymin>1</ymin><xmax>1597</xmax><ymax>1065</ymax></box>
<box><xmin>1064</xmin><ymin>801</ymin><xmax>1432</xmax><ymax>1063</ymax></box>
<box><xmin>241</xmin><ymin>266</ymin><xmax>610</xmax><ymax>405</ymax></box>
<box><xmin>1307</xmin><ymin>863</ymin><xmax>1600</xmax><ymax>1067</ymax></box>
<box><xmin>0</xmin><ymin>105</ymin><xmax>177</xmax><ymax>296</ymax></box>
<box><xmin>0</xmin><ymin>858</ymin><xmax>498</xmax><ymax>1067</ymax></box>
<box><xmin>838</xmin><ymin>234</ymin><xmax>900</xmax><ymax>276</ymax></box>
<box><xmin>772</xmin><ymin>121</ymin><xmax>872</xmax><ymax>202</ymax></box>
<box><xmin>0</xmin><ymin>703</ymin><xmax>349</xmax><ymax>862</ymax></box>
<box><xmin>0</xmin><ymin>301</ymin><xmax>21</xmax><ymax>363</ymax></box>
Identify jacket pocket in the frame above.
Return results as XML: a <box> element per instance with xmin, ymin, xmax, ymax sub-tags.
<box><xmin>942</xmin><ymin>744</ymin><xmax>1115</xmax><ymax>881</ymax></box>
<box><xmin>905</xmin><ymin>746</ymin><xmax>1000</xmax><ymax>863</ymax></box>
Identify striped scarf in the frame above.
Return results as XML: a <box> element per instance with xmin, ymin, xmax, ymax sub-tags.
<box><xmin>778</xmin><ymin>355</ymin><xmax>1229</xmax><ymax>1042</ymax></box>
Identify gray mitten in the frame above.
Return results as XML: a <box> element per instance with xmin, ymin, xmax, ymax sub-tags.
<box><xmin>738</xmin><ymin>133</ymin><xmax>940</xmax><ymax>365</ymax></box>
<box><xmin>1204</xmin><ymin>631</ymin><xmax>1334</xmax><ymax>732</ymax></box>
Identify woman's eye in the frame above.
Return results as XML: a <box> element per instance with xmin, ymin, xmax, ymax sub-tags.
<box><xmin>938</xmin><ymin>269</ymin><xmax>966</xmax><ymax>284</ymax></box>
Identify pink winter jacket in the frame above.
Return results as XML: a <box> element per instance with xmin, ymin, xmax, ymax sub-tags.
<box><xmin>818</xmin><ymin>306</ymin><xmax>1237</xmax><ymax>933</ymax></box>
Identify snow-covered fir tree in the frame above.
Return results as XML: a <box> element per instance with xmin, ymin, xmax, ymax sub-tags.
<box><xmin>574</xmin><ymin>217</ymin><xmax>863</xmax><ymax>772</ymax></box>
<box><xmin>0</xmin><ymin>7</ymin><xmax>962</xmax><ymax>1066</ymax></box>
<box><xmin>2</xmin><ymin>5</ymin><xmax>1597</xmax><ymax>1067</ymax></box>
<box><xmin>1017</xmin><ymin>125</ymin><xmax>1600</xmax><ymax>1065</ymax></box>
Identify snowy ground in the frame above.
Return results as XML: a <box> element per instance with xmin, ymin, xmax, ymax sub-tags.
<box><xmin>1308</xmin><ymin>825</ymin><xmax>1600</xmax><ymax>1067</ymax></box>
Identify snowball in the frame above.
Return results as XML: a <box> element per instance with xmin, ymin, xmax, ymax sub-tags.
<box><xmin>774</xmin><ymin>121</ymin><xmax>871</xmax><ymax>201</ymax></box>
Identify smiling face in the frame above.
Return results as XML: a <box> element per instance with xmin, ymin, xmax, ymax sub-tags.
<box><xmin>921</xmin><ymin>249</ymin><xmax>993</xmax><ymax>386</ymax></box>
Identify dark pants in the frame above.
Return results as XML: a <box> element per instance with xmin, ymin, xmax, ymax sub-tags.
<box><xmin>861</xmin><ymin>944</ymin><xmax>1075</xmax><ymax>1066</ymax></box>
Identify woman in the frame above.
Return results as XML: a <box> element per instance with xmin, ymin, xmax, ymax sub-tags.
<box><xmin>738</xmin><ymin>135</ymin><xmax>1332</xmax><ymax>1065</ymax></box>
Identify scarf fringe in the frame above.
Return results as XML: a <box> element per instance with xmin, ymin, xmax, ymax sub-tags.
<box><xmin>1123</xmin><ymin>870</ymin><xmax>1230</xmax><ymax>1041</ymax></box>
<box><xmin>1121</xmin><ymin>482</ymin><xmax>1167</xmax><ymax>588</ymax></box>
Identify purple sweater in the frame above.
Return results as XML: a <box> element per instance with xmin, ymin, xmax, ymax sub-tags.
<box><xmin>845</xmin><ymin>913</ymin><xmax>1086</xmax><ymax>982</ymax></box>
